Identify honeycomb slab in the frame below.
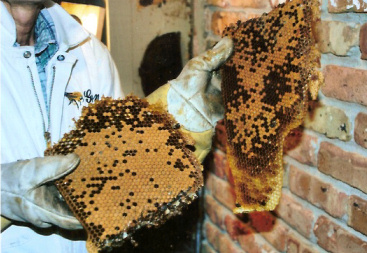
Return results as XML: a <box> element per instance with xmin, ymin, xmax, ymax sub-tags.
<box><xmin>221</xmin><ymin>0</ymin><xmax>322</xmax><ymax>212</ymax></box>
<box><xmin>45</xmin><ymin>96</ymin><xmax>203</xmax><ymax>252</ymax></box>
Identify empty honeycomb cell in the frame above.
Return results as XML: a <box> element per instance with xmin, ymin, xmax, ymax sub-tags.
<box><xmin>45</xmin><ymin>96</ymin><xmax>203</xmax><ymax>253</ymax></box>
<box><xmin>221</xmin><ymin>0</ymin><xmax>322</xmax><ymax>213</ymax></box>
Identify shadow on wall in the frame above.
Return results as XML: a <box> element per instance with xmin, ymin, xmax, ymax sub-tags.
<box><xmin>108</xmin><ymin>198</ymin><xmax>201</xmax><ymax>253</ymax></box>
<box><xmin>139</xmin><ymin>32</ymin><xmax>183</xmax><ymax>96</ymax></box>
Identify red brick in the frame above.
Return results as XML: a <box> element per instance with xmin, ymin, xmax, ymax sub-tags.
<box><xmin>337</xmin><ymin>232</ymin><xmax>367</xmax><ymax>253</ymax></box>
<box><xmin>322</xmin><ymin>65</ymin><xmax>367</xmax><ymax>106</ymax></box>
<box><xmin>275</xmin><ymin>191</ymin><xmax>314</xmax><ymax>238</ymax></box>
<box><xmin>211</xmin><ymin>11</ymin><xmax>247</xmax><ymax>36</ymax></box>
<box><xmin>309</xmin><ymin>178</ymin><xmax>334</xmax><ymax>207</ymax></box>
<box><xmin>238</xmin><ymin>233</ymin><xmax>257</xmax><ymax>253</ymax></box>
<box><xmin>355</xmin><ymin>112</ymin><xmax>367</xmax><ymax>149</ymax></box>
<box><xmin>314</xmin><ymin>216</ymin><xmax>367</xmax><ymax>253</ymax></box>
<box><xmin>224</xmin><ymin>213</ymin><xmax>252</xmax><ymax>240</ymax></box>
<box><xmin>287</xmin><ymin>239</ymin><xmax>299</xmax><ymax>253</ymax></box>
<box><xmin>206</xmin><ymin>171</ymin><xmax>215</xmax><ymax>193</ymax></box>
<box><xmin>284</xmin><ymin>129</ymin><xmax>318</xmax><ymax>166</ymax></box>
<box><xmin>205</xmin><ymin>221</ymin><xmax>222</xmax><ymax>251</ymax></box>
<box><xmin>213</xmin><ymin>150</ymin><xmax>228</xmax><ymax>179</ymax></box>
<box><xmin>238</xmin><ymin>233</ymin><xmax>277</xmax><ymax>253</ymax></box>
<box><xmin>207</xmin><ymin>0</ymin><xmax>270</xmax><ymax>9</ymax></box>
<box><xmin>288</xmin><ymin>165</ymin><xmax>311</xmax><ymax>200</ymax></box>
<box><xmin>318</xmin><ymin>142</ymin><xmax>367</xmax><ymax>193</ymax></box>
<box><xmin>289</xmin><ymin>165</ymin><xmax>348</xmax><ymax>218</ymax></box>
<box><xmin>328</xmin><ymin>0</ymin><xmax>367</xmax><ymax>13</ymax></box>
<box><xmin>348</xmin><ymin>195</ymin><xmax>367</xmax><ymax>236</ymax></box>
<box><xmin>287</xmin><ymin>231</ymin><xmax>321</xmax><ymax>253</ymax></box>
<box><xmin>303</xmin><ymin>249</ymin><xmax>317</xmax><ymax>253</ymax></box>
<box><xmin>360</xmin><ymin>23</ymin><xmax>367</xmax><ymax>60</ymax></box>
<box><xmin>261</xmin><ymin>218</ymin><xmax>290</xmax><ymax>252</ymax></box>
<box><xmin>205</xmin><ymin>194</ymin><xmax>231</xmax><ymax>229</ymax></box>
<box><xmin>310</xmin><ymin>177</ymin><xmax>348</xmax><ymax>218</ymax></box>
<box><xmin>219</xmin><ymin>233</ymin><xmax>246</xmax><ymax>253</ymax></box>
<box><xmin>206</xmin><ymin>173</ymin><xmax>237</xmax><ymax>210</ymax></box>
<box><xmin>214</xmin><ymin>119</ymin><xmax>227</xmax><ymax>152</ymax></box>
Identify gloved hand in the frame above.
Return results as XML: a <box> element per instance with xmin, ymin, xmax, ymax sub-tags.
<box><xmin>1</xmin><ymin>154</ymin><xmax>83</xmax><ymax>230</ymax></box>
<box><xmin>147</xmin><ymin>37</ymin><xmax>233</xmax><ymax>162</ymax></box>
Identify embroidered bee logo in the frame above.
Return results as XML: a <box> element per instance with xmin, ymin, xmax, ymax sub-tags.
<box><xmin>65</xmin><ymin>90</ymin><xmax>100</xmax><ymax>109</ymax></box>
<box><xmin>65</xmin><ymin>92</ymin><xmax>83</xmax><ymax>109</ymax></box>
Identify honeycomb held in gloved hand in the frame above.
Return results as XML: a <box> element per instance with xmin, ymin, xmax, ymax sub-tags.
<box><xmin>221</xmin><ymin>0</ymin><xmax>323</xmax><ymax>213</ymax></box>
<box><xmin>45</xmin><ymin>96</ymin><xmax>203</xmax><ymax>252</ymax></box>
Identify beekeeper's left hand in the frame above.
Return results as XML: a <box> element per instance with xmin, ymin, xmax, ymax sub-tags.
<box><xmin>147</xmin><ymin>37</ymin><xmax>233</xmax><ymax>162</ymax></box>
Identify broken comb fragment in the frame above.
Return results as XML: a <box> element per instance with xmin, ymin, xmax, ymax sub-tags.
<box><xmin>45</xmin><ymin>96</ymin><xmax>203</xmax><ymax>252</ymax></box>
<box><xmin>221</xmin><ymin>0</ymin><xmax>323</xmax><ymax>212</ymax></box>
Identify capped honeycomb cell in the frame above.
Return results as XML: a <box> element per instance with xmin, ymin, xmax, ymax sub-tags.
<box><xmin>45</xmin><ymin>96</ymin><xmax>203</xmax><ymax>252</ymax></box>
<box><xmin>221</xmin><ymin>0</ymin><xmax>323</xmax><ymax>213</ymax></box>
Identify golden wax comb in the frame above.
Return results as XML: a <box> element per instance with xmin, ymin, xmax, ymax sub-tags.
<box><xmin>221</xmin><ymin>0</ymin><xmax>322</xmax><ymax>212</ymax></box>
<box><xmin>45</xmin><ymin>96</ymin><xmax>203</xmax><ymax>252</ymax></box>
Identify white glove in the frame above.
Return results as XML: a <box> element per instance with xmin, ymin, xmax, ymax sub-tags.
<box><xmin>1</xmin><ymin>154</ymin><xmax>82</xmax><ymax>230</ymax></box>
<box><xmin>167</xmin><ymin>36</ymin><xmax>233</xmax><ymax>132</ymax></box>
<box><xmin>147</xmin><ymin>37</ymin><xmax>233</xmax><ymax>161</ymax></box>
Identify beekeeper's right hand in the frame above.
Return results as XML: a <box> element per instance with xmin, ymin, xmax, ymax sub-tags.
<box><xmin>1</xmin><ymin>154</ymin><xmax>82</xmax><ymax>231</ymax></box>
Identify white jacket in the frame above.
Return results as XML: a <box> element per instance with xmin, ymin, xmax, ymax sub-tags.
<box><xmin>1</xmin><ymin>1</ymin><xmax>124</xmax><ymax>252</ymax></box>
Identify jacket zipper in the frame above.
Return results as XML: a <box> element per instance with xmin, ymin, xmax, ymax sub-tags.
<box><xmin>27</xmin><ymin>65</ymin><xmax>56</xmax><ymax>149</ymax></box>
<box><xmin>47</xmin><ymin>66</ymin><xmax>56</xmax><ymax>148</ymax></box>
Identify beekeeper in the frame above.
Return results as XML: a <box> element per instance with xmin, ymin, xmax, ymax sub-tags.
<box><xmin>0</xmin><ymin>0</ymin><xmax>233</xmax><ymax>252</ymax></box>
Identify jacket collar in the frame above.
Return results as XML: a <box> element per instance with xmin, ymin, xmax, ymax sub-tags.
<box><xmin>1</xmin><ymin>0</ymin><xmax>90</xmax><ymax>50</ymax></box>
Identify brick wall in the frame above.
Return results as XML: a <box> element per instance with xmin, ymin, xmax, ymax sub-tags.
<box><xmin>196</xmin><ymin>0</ymin><xmax>367</xmax><ymax>252</ymax></box>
